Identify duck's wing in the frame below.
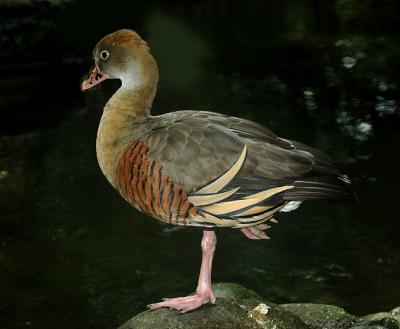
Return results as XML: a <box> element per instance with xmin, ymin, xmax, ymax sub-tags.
<box><xmin>142</xmin><ymin>111</ymin><xmax>312</xmax><ymax>187</ymax></box>
<box><xmin>117</xmin><ymin>111</ymin><xmax>355</xmax><ymax>228</ymax></box>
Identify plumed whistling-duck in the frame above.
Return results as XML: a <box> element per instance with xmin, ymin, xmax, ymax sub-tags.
<box><xmin>81</xmin><ymin>29</ymin><xmax>356</xmax><ymax>313</ymax></box>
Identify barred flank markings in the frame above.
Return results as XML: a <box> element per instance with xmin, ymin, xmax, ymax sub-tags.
<box><xmin>146</xmin><ymin>161</ymin><xmax>156</xmax><ymax>214</ymax></box>
<box><xmin>179</xmin><ymin>197</ymin><xmax>192</xmax><ymax>219</ymax></box>
<box><xmin>127</xmin><ymin>156</ymin><xmax>135</xmax><ymax>196</ymax></box>
<box><xmin>118</xmin><ymin>142</ymin><xmax>138</xmax><ymax>202</ymax></box>
<box><xmin>170</xmin><ymin>185</ymin><xmax>182</xmax><ymax>224</ymax></box>
<box><xmin>131</xmin><ymin>146</ymin><xmax>143</xmax><ymax>208</ymax></box>
<box><xmin>177</xmin><ymin>194</ymin><xmax>189</xmax><ymax>224</ymax></box>
<box><xmin>158</xmin><ymin>175</ymin><xmax>168</xmax><ymax>219</ymax></box>
<box><xmin>188</xmin><ymin>206</ymin><xmax>198</xmax><ymax>218</ymax></box>
<box><xmin>116</xmin><ymin>140</ymin><xmax>198</xmax><ymax>224</ymax></box>
<box><xmin>152</xmin><ymin>163</ymin><xmax>162</xmax><ymax>216</ymax></box>
<box><xmin>121</xmin><ymin>151</ymin><xmax>130</xmax><ymax>196</ymax></box>
<box><xmin>137</xmin><ymin>146</ymin><xmax>150</xmax><ymax>210</ymax></box>
<box><xmin>142</xmin><ymin>159</ymin><xmax>153</xmax><ymax>214</ymax></box>
<box><xmin>135</xmin><ymin>144</ymin><xmax>149</xmax><ymax>211</ymax></box>
<box><xmin>161</xmin><ymin>179</ymin><xmax>172</xmax><ymax>219</ymax></box>
<box><xmin>176</xmin><ymin>192</ymin><xmax>187</xmax><ymax>223</ymax></box>
<box><xmin>126</xmin><ymin>142</ymin><xmax>142</xmax><ymax>201</ymax></box>
<box><xmin>166</xmin><ymin>183</ymin><xmax>175</xmax><ymax>224</ymax></box>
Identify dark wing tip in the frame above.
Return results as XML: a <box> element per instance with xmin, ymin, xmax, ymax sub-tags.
<box><xmin>283</xmin><ymin>174</ymin><xmax>358</xmax><ymax>204</ymax></box>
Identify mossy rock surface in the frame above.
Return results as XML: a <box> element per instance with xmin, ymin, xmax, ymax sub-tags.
<box><xmin>280</xmin><ymin>303</ymin><xmax>356</xmax><ymax>329</ymax></box>
<box><xmin>119</xmin><ymin>298</ymin><xmax>309</xmax><ymax>329</ymax></box>
<box><xmin>117</xmin><ymin>283</ymin><xmax>400</xmax><ymax>329</ymax></box>
<box><xmin>118</xmin><ymin>283</ymin><xmax>309</xmax><ymax>329</ymax></box>
<box><xmin>351</xmin><ymin>312</ymin><xmax>400</xmax><ymax>329</ymax></box>
<box><xmin>118</xmin><ymin>283</ymin><xmax>307</xmax><ymax>329</ymax></box>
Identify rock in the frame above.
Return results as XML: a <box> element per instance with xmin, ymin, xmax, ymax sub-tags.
<box><xmin>118</xmin><ymin>282</ymin><xmax>309</xmax><ymax>329</ymax></box>
<box><xmin>352</xmin><ymin>312</ymin><xmax>400</xmax><ymax>329</ymax></box>
<box><xmin>212</xmin><ymin>282</ymin><xmax>265</xmax><ymax>304</ymax></box>
<box><xmin>117</xmin><ymin>283</ymin><xmax>400</xmax><ymax>329</ymax></box>
<box><xmin>118</xmin><ymin>299</ymin><xmax>309</xmax><ymax>329</ymax></box>
<box><xmin>280</xmin><ymin>303</ymin><xmax>356</xmax><ymax>329</ymax></box>
<box><xmin>390</xmin><ymin>307</ymin><xmax>400</xmax><ymax>325</ymax></box>
<box><xmin>349</xmin><ymin>326</ymin><xmax>386</xmax><ymax>329</ymax></box>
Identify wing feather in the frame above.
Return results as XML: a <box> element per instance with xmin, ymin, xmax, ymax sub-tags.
<box><xmin>196</xmin><ymin>145</ymin><xmax>247</xmax><ymax>194</ymax></box>
<box><xmin>137</xmin><ymin>110</ymin><xmax>356</xmax><ymax>228</ymax></box>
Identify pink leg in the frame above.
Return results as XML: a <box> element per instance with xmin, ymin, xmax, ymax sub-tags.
<box><xmin>241</xmin><ymin>223</ymin><xmax>270</xmax><ymax>240</ymax></box>
<box><xmin>148</xmin><ymin>230</ymin><xmax>217</xmax><ymax>313</ymax></box>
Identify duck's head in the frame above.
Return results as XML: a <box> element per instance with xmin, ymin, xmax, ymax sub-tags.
<box><xmin>81</xmin><ymin>29</ymin><xmax>158</xmax><ymax>91</ymax></box>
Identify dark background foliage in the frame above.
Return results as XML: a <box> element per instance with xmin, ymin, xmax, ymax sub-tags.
<box><xmin>0</xmin><ymin>1</ymin><xmax>399</xmax><ymax>329</ymax></box>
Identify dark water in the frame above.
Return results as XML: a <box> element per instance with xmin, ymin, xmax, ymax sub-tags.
<box><xmin>1</xmin><ymin>1</ymin><xmax>400</xmax><ymax>329</ymax></box>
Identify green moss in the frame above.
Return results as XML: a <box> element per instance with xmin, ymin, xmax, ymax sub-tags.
<box><xmin>281</xmin><ymin>303</ymin><xmax>356</xmax><ymax>329</ymax></box>
<box><xmin>353</xmin><ymin>312</ymin><xmax>400</xmax><ymax>329</ymax></box>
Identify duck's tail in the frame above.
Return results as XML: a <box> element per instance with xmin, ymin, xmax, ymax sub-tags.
<box><xmin>286</xmin><ymin>141</ymin><xmax>357</xmax><ymax>203</ymax></box>
<box><xmin>283</xmin><ymin>174</ymin><xmax>357</xmax><ymax>203</ymax></box>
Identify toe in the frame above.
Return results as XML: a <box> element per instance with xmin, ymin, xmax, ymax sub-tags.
<box><xmin>209</xmin><ymin>290</ymin><xmax>216</xmax><ymax>304</ymax></box>
<box><xmin>241</xmin><ymin>228</ymin><xmax>261</xmax><ymax>239</ymax></box>
<box><xmin>181</xmin><ymin>300</ymin><xmax>203</xmax><ymax>313</ymax></box>
<box><xmin>249</xmin><ymin>227</ymin><xmax>269</xmax><ymax>239</ymax></box>
<box><xmin>148</xmin><ymin>303</ymin><xmax>161</xmax><ymax>310</ymax></box>
<box><xmin>256</xmin><ymin>224</ymin><xmax>269</xmax><ymax>230</ymax></box>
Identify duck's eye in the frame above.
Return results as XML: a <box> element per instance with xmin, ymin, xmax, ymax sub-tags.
<box><xmin>100</xmin><ymin>50</ymin><xmax>109</xmax><ymax>60</ymax></box>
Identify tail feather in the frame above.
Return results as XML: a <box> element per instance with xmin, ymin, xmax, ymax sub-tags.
<box><xmin>287</xmin><ymin>141</ymin><xmax>357</xmax><ymax>203</ymax></box>
<box><xmin>283</xmin><ymin>175</ymin><xmax>357</xmax><ymax>203</ymax></box>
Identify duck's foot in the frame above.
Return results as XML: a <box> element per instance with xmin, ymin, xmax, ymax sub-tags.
<box><xmin>241</xmin><ymin>223</ymin><xmax>271</xmax><ymax>239</ymax></box>
<box><xmin>148</xmin><ymin>288</ymin><xmax>216</xmax><ymax>313</ymax></box>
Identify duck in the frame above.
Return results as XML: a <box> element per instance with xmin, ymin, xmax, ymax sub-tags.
<box><xmin>81</xmin><ymin>29</ymin><xmax>356</xmax><ymax>313</ymax></box>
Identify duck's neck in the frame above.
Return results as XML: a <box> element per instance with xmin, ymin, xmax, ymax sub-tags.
<box><xmin>106</xmin><ymin>84</ymin><xmax>156</xmax><ymax>122</ymax></box>
<box><xmin>96</xmin><ymin>61</ymin><xmax>158</xmax><ymax>187</ymax></box>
